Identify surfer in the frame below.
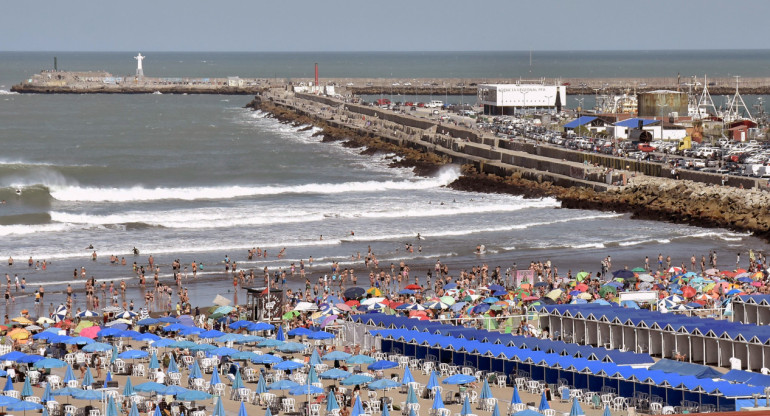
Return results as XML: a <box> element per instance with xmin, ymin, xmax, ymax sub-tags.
<box><xmin>416</xmin><ymin>233</ymin><xmax>422</xmax><ymax>240</ymax></box>
<box><xmin>86</xmin><ymin>244</ymin><xmax>94</xmax><ymax>250</ymax></box>
<box><xmin>132</xmin><ymin>247</ymin><xmax>139</xmax><ymax>256</ymax></box>
<box><xmin>15</xmin><ymin>188</ymin><xmax>21</xmax><ymax>196</ymax></box>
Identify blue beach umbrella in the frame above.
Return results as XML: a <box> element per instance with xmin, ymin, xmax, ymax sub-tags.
<box><xmin>426</xmin><ymin>371</ymin><xmax>439</xmax><ymax>390</ymax></box>
<box><xmin>274</xmin><ymin>360</ymin><xmax>304</xmax><ymax>371</ymax></box>
<box><xmin>323</xmin><ymin>351</ymin><xmax>352</xmax><ymax>361</ymax></box>
<box><xmin>63</xmin><ymin>336</ymin><xmax>94</xmax><ymax>345</ymax></box>
<box><xmin>106</xmin><ymin>396</ymin><xmax>118</xmax><ymax>416</ymax></box>
<box><xmin>7</xmin><ymin>401</ymin><xmax>42</xmax><ymax>412</ymax></box>
<box><xmin>176</xmin><ymin>390</ymin><xmax>213</xmax><ymax>401</ymax></box>
<box><xmin>73</xmin><ymin>389</ymin><xmax>104</xmax><ymax>401</ymax></box>
<box><xmin>123</xmin><ymin>377</ymin><xmax>135</xmax><ymax>396</ymax></box>
<box><xmin>249</xmin><ymin>322</ymin><xmax>275</xmax><ymax>331</ymax></box>
<box><xmin>341</xmin><ymin>374</ymin><xmax>373</xmax><ymax>386</ymax></box>
<box><xmin>275</xmin><ymin>342</ymin><xmax>306</xmax><ymax>353</ymax></box>
<box><xmin>256</xmin><ymin>373</ymin><xmax>267</xmax><ymax>395</ymax></box>
<box><xmin>603</xmin><ymin>404</ymin><xmax>612</xmax><ymax>416</ymax></box>
<box><xmin>326</xmin><ymin>391</ymin><xmax>340</xmax><ymax>412</ymax></box>
<box><xmin>189</xmin><ymin>360</ymin><xmax>202</xmax><ymax>379</ymax></box>
<box><xmin>200</xmin><ymin>329</ymin><xmax>224</xmax><ymax>338</ymax></box>
<box><xmin>230</xmin><ymin>351</ymin><xmax>260</xmax><ymax>361</ymax></box>
<box><xmin>52</xmin><ymin>386</ymin><xmax>80</xmax><ymax>397</ymax></box>
<box><xmin>133</xmin><ymin>382</ymin><xmax>167</xmax><ymax>392</ymax></box>
<box><xmin>569</xmin><ymin>398</ymin><xmax>585</xmax><ymax>416</ymax></box>
<box><xmin>212</xmin><ymin>395</ymin><xmax>225</xmax><ymax>416</ymax></box>
<box><xmin>346</xmin><ymin>354</ymin><xmax>375</xmax><ymax>365</ymax></box>
<box><xmin>0</xmin><ymin>351</ymin><xmax>26</xmax><ymax>361</ymax></box>
<box><xmin>254</xmin><ymin>354</ymin><xmax>282</xmax><ymax>364</ymax></box>
<box><xmin>153</xmin><ymin>403</ymin><xmax>162</xmax><ymax>416</ymax></box>
<box><xmin>367</xmin><ymin>379</ymin><xmax>400</xmax><ymax>390</ymax></box>
<box><xmin>134</xmin><ymin>333</ymin><xmax>160</xmax><ymax>342</ymax></box>
<box><xmin>492</xmin><ymin>402</ymin><xmax>502</xmax><ymax>416</ymax></box>
<box><xmin>106</xmin><ymin>371</ymin><xmax>112</xmax><ymax>382</ymax></box>
<box><xmin>432</xmin><ymin>389</ymin><xmax>445</xmax><ymax>410</ymax></box>
<box><xmin>209</xmin><ymin>346</ymin><xmax>238</xmax><ymax>356</ymax></box>
<box><xmin>82</xmin><ymin>366</ymin><xmax>94</xmax><ymax>387</ymax></box>
<box><xmin>160</xmin><ymin>385</ymin><xmax>189</xmax><ymax>396</ymax></box>
<box><xmin>320</xmin><ymin>368</ymin><xmax>351</xmax><ymax>380</ymax></box>
<box><xmin>351</xmin><ymin>395</ymin><xmax>365</xmax><ymax>416</ymax></box>
<box><xmin>17</xmin><ymin>354</ymin><xmax>44</xmax><ymax>364</ymax></box>
<box><xmin>119</xmin><ymin>350</ymin><xmax>148</xmax><ymax>360</ymax></box>
<box><xmin>83</xmin><ymin>342</ymin><xmax>113</xmax><ymax>352</ymax></box>
<box><xmin>309</xmin><ymin>349</ymin><xmax>322</xmax><ymax>366</ymax></box>
<box><xmin>443</xmin><ymin>374</ymin><xmax>476</xmax><ymax>385</ymax></box>
<box><xmin>290</xmin><ymin>384</ymin><xmax>324</xmax><ymax>396</ymax></box>
<box><xmin>3</xmin><ymin>375</ymin><xmax>13</xmax><ymax>392</ymax></box>
<box><xmin>511</xmin><ymin>385</ymin><xmax>522</xmax><ymax>404</ymax></box>
<box><xmin>210</xmin><ymin>368</ymin><xmax>221</xmax><ymax>386</ymax></box>
<box><xmin>307</xmin><ymin>366</ymin><xmax>319</xmax><ymax>384</ymax></box>
<box><xmin>461</xmin><ymin>395</ymin><xmax>472</xmax><ymax>415</ymax></box>
<box><xmin>409</xmin><ymin>408</ymin><xmax>416</xmax><ymax>416</ymax></box>
<box><xmin>307</xmin><ymin>331</ymin><xmax>335</xmax><ymax>340</ymax></box>
<box><xmin>63</xmin><ymin>365</ymin><xmax>76</xmax><ymax>383</ymax></box>
<box><xmin>152</xmin><ymin>338</ymin><xmax>177</xmax><ymax>348</ymax></box>
<box><xmin>401</xmin><ymin>365</ymin><xmax>415</xmax><ymax>385</ymax></box>
<box><xmin>276</xmin><ymin>325</ymin><xmax>285</xmax><ymax>341</ymax></box>
<box><xmin>288</xmin><ymin>327</ymin><xmax>312</xmax><ymax>337</ymax></box>
<box><xmin>232</xmin><ymin>368</ymin><xmax>244</xmax><ymax>389</ymax></box>
<box><xmin>238</xmin><ymin>401</ymin><xmax>247</xmax><ymax>416</ymax></box>
<box><xmin>368</xmin><ymin>360</ymin><xmax>398</xmax><ymax>371</ymax></box>
<box><xmin>167</xmin><ymin>354</ymin><xmax>179</xmax><ymax>373</ymax></box>
<box><xmin>128</xmin><ymin>402</ymin><xmax>140</xmax><ymax>416</ymax></box>
<box><xmin>149</xmin><ymin>352</ymin><xmax>159</xmax><ymax>369</ymax></box>
<box><xmin>33</xmin><ymin>357</ymin><xmax>66</xmax><ymax>370</ymax></box>
<box><xmin>480</xmin><ymin>378</ymin><xmax>492</xmax><ymax>399</ymax></box>
<box><xmin>268</xmin><ymin>380</ymin><xmax>300</xmax><ymax>391</ymax></box>
<box><xmin>97</xmin><ymin>328</ymin><xmax>122</xmax><ymax>338</ymax></box>
<box><xmin>382</xmin><ymin>402</ymin><xmax>391</xmax><ymax>416</ymax></box>
<box><xmin>406</xmin><ymin>385</ymin><xmax>418</xmax><ymax>404</ymax></box>
<box><xmin>264</xmin><ymin>407</ymin><xmax>273</xmax><ymax>416</ymax></box>
<box><xmin>21</xmin><ymin>376</ymin><xmax>33</xmax><ymax>397</ymax></box>
<box><xmin>41</xmin><ymin>381</ymin><xmax>53</xmax><ymax>403</ymax></box>
<box><xmin>538</xmin><ymin>391</ymin><xmax>550</xmax><ymax>411</ymax></box>
<box><xmin>257</xmin><ymin>339</ymin><xmax>284</xmax><ymax>348</ymax></box>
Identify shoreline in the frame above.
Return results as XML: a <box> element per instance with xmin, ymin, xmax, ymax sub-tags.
<box><xmin>244</xmin><ymin>90</ymin><xmax>770</xmax><ymax>243</ymax></box>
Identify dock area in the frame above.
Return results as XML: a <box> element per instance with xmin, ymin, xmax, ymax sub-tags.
<box><xmin>10</xmin><ymin>70</ymin><xmax>269</xmax><ymax>94</ymax></box>
<box><xmin>12</xmin><ymin>71</ymin><xmax>770</xmax><ymax>96</ymax></box>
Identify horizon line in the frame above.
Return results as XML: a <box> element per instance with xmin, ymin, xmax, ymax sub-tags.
<box><xmin>2</xmin><ymin>48</ymin><xmax>770</xmax><ymax>54</ymax></box>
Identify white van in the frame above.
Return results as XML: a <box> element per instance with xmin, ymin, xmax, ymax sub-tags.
<box><xmin>425</xmin><ymin>100</ymin><xmax>444</xmax><ymax>108</ymax></box>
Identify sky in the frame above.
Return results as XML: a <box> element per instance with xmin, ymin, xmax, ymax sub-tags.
<box><xmin>3</xmin><ymin>0</ymin><xmax>770</xmax><ymax>52</ymax></box>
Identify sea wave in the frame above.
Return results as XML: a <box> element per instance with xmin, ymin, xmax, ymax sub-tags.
<box><xmin>48</xmin><ymin>167</ymin><xmax>461</xmax><ymax>202</ymax></box>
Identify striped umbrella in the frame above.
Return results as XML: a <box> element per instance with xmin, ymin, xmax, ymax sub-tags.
<box><xmin>53</xmin><ymin>305</ymin><xmax>67</xmax><ymax>322</ymax></box>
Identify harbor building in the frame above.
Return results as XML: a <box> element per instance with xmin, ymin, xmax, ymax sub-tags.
<box><xmin>477</xmin><ymin>81</ymin><xmax>566</xmax><ymax>115</ymax></box>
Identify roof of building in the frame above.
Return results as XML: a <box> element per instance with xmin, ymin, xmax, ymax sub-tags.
<box><xmin>564</xmin><ymin>116</ymin><xmax>598</xmax><ymax>129</ymax></box>
<box><xmin>615</xmin><ymin>118</ymin><xmax>661</xmax><ymax>128</ymax></box>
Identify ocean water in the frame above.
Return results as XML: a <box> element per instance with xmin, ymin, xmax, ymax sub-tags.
<box><xmin>0</xmin><ymin>52</ymin><xmax>768</xmax><ymax>315</ymax></box>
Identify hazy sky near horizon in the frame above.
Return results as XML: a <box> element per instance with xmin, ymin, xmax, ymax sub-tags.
<box><xmin>3</xmin><ymin>0</ymin><xmax>769</xmax><ymax>52</ymax></box>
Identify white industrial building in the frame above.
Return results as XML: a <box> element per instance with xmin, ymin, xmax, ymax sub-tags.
<box><xmin>477</xmin><ymin>82</ymin><xmax>566</xmax><ymax>115</ymax></box>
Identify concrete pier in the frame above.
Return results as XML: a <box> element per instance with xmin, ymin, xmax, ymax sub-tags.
<box><xmin>11</xmin><ymin>70</ymin><xmax>269</xmax><ymax>94</ymax></box>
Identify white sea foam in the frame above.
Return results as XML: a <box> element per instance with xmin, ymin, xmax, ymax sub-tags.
<box><xmin>48</xmin><ymin>167</ymin><xmax>460</xmax><ymax>202</ymax></box>
<box><xmin>0</xmin><ymin>90</ymin><xmax>18</xmax><ymax>95</ymax></box>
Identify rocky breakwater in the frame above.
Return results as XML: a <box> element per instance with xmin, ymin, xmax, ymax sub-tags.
<box><xmin>452</xmin><ymin>167</ymin><xmax>770</xmax><ymax>241</ymax></box>
<box><xmin>245</xmin><ymin>94</ymin><xmax>449</xmax><ymax>176</ymax></box>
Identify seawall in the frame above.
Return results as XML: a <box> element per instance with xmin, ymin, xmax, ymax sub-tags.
<box><xmin>245</xmin><ymin>89</ymin><xmax>770</xmax><ymax>242</ymax></box>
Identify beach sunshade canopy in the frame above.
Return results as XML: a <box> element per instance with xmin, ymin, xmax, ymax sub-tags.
<box><xmin>289</xmin><ymin>384</ymin><xmax>324</xmax><ymax>396</ymax></box>
<box><xmin>368</xmin><ymin>360</ymin><xmax>398</xmax><ymax>370</ymax></box>
<box><xmin>443</xmin><ymin>374</ymin><xmax>476</xmax><ymax>385</ymax></box>
<box><xmin>268</xmin><ymin>379</ymin><xmax>300</xmax><ymax>390</ymax></box>
<box><xmin>322</xmin><ymin>351</ymin><xmax>352</xmax><ymax>361</ymax></box>
<box><xmin>346</xmin><ymin>354</ymin><xmax>375</xmax><ymax>364</ymax></box>
<box><xmin>274</xmin><ymin>360</ymin><xmax>305</xmax><ymax>371</ymax></box>
<box><xmin>176</xmin><ymin>389</ymin><xmax>213</xmax><ymax>401</ymax></box>
<box><xmin>119</xmin><ymin>350</ymin><xmax>149</xmax><ymax>360</ymax></box>
<box><xmin>538</xmin><ymin>391</ymin><xmax>550</xmax><ymax>411</ymax></box>
<box><xmin>320</xmin><ymin>368</ymin><xmax>351</xmax><ymax>379</ymax></box>
<box><xmin>341</xmin><ymin>374</ymin><xmax>373</xmax><ymax>386</ymax></box>
<box><xmin>368</xmin><ymin>379</ymin><xmax>400</xmax><ymax>390</ymax></box>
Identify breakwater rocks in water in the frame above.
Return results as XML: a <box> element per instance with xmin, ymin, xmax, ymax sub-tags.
<box><xmin>452</xmin><ymin>167</ymin><xmax>770</xmax><ymax>241</ymax></box>
<box><xmin>246</xmin><ymin>95</ymin><xmax>449</xmax><ymax>176</ymax></box>
<box><xmin>247</xmin><ymin>93</ymin><xmax>770</xmax><ymax>242</ymax></box>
